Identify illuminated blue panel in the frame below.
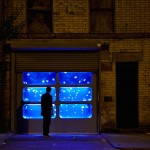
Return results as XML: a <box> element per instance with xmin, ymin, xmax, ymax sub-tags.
<box><xmin>23</xmin><ymin>87</ymin><xmax>56</xmax><ymax>102</ymax></box>
<box><xmin>59</xmin><ymin>87</ymin><xmax>92</xmax><ymax>101</ymax></box>
<box><xmin>23</xmin><ymin>72</ymin><xmax>56</xmax><ymax>85</ymax></box>
<box><xmin>59</xmin><ymin>104</ymin><xmax>92</xmax><ymax>118</ymax></box>
<box><xmin>59</xmin><ymin>72</ymin><xmax>92</xmax><ymax>85</ymax></box>
<box><xmin>23</xmin><ymin>104</ymin><xmax>56</xmax><ymax>119</ymax></box>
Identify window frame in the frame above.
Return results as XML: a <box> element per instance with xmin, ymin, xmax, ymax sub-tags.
<box><xmin>89</xmin><ymin>0</ymin><xmax>114</xmax><ymax>33</ymax></box>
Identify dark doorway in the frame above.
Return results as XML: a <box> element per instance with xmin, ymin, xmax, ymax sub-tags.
<box><xmin>116</xmin><ymin>62</ymin><xmax>138</xmax><ymax>128</ymax></box>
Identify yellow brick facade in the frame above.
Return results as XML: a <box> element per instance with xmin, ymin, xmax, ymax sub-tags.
<box><xmin>53</xmin><ymin>0</ymin><xmax>89</xmax><ymax>33</ymax></box>
<box><xmin>115</xmin><ymin>0</ymin><xmax>150</xmax><ymax>33</ymax></box>
<box><xmin>0</xmin><ymin>0</ymin><xmax>150</xmax><ymax>132</ymax></box>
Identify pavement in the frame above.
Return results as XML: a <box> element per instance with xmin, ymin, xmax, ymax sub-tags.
<box><xmin>0</xmin><ymin>132</ymin><xmax>150</xmax><ymax>150</ymax></box>
<box><xmin>102</xmin><ymin>133</ymin><xmax>150</xmax><ymax>150</ymax></box>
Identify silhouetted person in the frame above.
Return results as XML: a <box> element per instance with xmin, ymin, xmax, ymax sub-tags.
<box><xmin>41</xmin><ymin>86</ymin><xmax>52</xmax><ymax>137</ymax></box>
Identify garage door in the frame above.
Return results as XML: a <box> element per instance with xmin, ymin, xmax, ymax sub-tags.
<box><xmin>16</xmin><ymin>72</ymin><xmax>98</xmax><ymax>133</ymax></box>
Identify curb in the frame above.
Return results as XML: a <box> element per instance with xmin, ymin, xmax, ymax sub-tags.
<box><xmin>0</xmin><ymin>133</ymin><xmax>14</xmax><ymax>146</ymax></box>
<box><xmin>101</xmin><ymin>134</ymin><xmax>122</xmax><ymax>149</ymax></box>
<box><xmin>102</xmin><ymin>133</ymin><xmax>150</xmax><ymax>150</ymax></box>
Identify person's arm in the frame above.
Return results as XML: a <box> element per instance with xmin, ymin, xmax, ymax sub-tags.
<box><xmin>50</xmin><ymin>95</ymin><xmax>53</xmax><ymax>115</ymax></box>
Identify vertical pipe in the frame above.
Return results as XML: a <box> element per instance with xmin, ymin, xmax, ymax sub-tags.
<box><xmin>98</xmin><ymin>47</ymin><xmax>101</xmax><ymax>133</ymax></box>
<box><xmin>10</xmin><ymin>52</ymin><xmax>15</xmax><ymax>132</ymax></box>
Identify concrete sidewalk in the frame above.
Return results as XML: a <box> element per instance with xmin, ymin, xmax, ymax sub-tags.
<box><xmin>102</xmin><ymin>133</ymin><xmax>150</xmax><ymax>150</ymax></box>
<box><xmin>0</xmin><ymin>133</ymin><xmax>13</xmax><ymax>145</ymax></box>
<box><xmin>0</xmin><ymin>133</ymin><xmax>116</xmax><ymax>150</ymax></box>
<box><xmin>0</xmin><ymin>133</ymin><xmax>150</xmax><ymax>150</ymax></box>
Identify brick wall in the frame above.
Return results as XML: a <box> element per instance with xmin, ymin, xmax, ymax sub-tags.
<box><xmin>115</xmin><ymin>0</ymin><xmax>150</xmax><ymax>33</ymax></box>
<box><xmin>1</xmin><ymin>0</ymin><xmax>150</xmax><ymax>132</ymax></box>
<box><xmin>0</xmin><ymin>0</ymin><xmax>4</xmax><ymax>132</ymax></box>
<box><xmin>53</xmin><ymin>0</ymin><xmax>89</xmax><ymax>33</ymax></box>
<box><xmin>0</xmin><ymin>0</ymin><xmax>3</xmax><ymax>60</ymax></box>
<box><xmin>139</xmin><ymin>39</ymin><xmax>150</xmax><ymax>128</ymax></box>
<box><xmin>3</xmin><ymin>54</ymin><xmax>11</xmax><ymax>131</ymax></box>
<box><xmin>100</xmin><ymin>61</ymin><xmax>116</xmax><ymax>130</ymax></box>
<box><xmin>4</xmin><ymin>0</ymin><xmax>27</xmax><ymax>34</ymax></box>
<box><xmin>99</xmin><ymin>38</ymin><xmax>150</xmax><ymax>130</ymax></box>
<box><xmin>6</xmin><ymin>0</ymin><xmax>150</xmax><ymax>34</ymax></box>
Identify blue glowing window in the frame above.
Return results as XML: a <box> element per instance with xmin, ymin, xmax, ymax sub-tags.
<box><xmin>59</xmin><ymin>72</ymin><xmax>92</xmax><ymax>85</ymax></box>
<box><xmin>23</xmin><ymin>87</ymin><xmax>56</xmax><ymax>102</ymax></box>
<box><xmin>23</xmin><ymin>72</ymin><xmax>56</xmax><ymax>85</ymax></box>
<box><xmin>23</xmin><ymin>104</ymin><xmax>56</xmax><ymax>119</ymax></box>
<box><xmin>59</xmin><ymin>104</ymin><xmax>92</xmax><ymax>118</ymax></box>
<box><xmin>59</xmin><ymin>87</ymin><xmax>92</xmax><ymax>101</ymax></box>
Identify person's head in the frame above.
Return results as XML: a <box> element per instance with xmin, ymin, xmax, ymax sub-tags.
<box><xmin>46</xmin><ymin>86</ymin><xmax>51</xmax><ymax>92</ymax></box>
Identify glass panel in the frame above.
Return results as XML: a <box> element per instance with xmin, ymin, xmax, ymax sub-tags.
<box><xmin>23</xmin><ymin>72</ymin><xmax>56</xmax><ymax>85</ymax></box>
<box><xmin>23</xmin><ymin>87</ymin><xmax>56</xmax><ymax>102</ymax></box>
<box><xmin>23</xmin><ymin>104</ymin><xmax>56</xmax><ymax>119</ymax></box>
<box><xmin>59</xmin><ymin>87</ymin><xmax>92</xmax><ymax>101</ymax></box>
<box><xmin>59</xmin><ymin>104</ymin><xmax>92</xmax><ymax>118</ymax></box>
<box><xmin>59</xmin><ymin>72</ymin><xmax>92</xmax><ymax>85</ymax></box>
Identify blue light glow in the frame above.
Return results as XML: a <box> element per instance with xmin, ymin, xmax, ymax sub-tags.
<box><xmin>23</xmin><ymin>104</ymin><xmax>56</xmax><ymax>119</ymax></box>
<box><xmin>59</xmin><ymin>87</ymin><xmax>92</xmax><ymax>101</ymax></box>
<box><xmin>59</xmin><ymin>104</ymin><xmax>92</xmax><ymax>118</ymax></box>
<box><xmin>23</xmin><ymin>87</ymin><xmax>56</xmax><ymax>102</ymax></box>
<box><xmin>22</xmin><ymin>72</ymin><xmax>93</xmax><ymax>120</ymax></box>
<box><xmin>22</xmin><ymin>72</ymin><xmax>56</xmax><ymax>85</ymax></box>
<box><xmin>59</xmin><ymin>72</ymin><xmax>92</xmax><ymax>85</ymax></box>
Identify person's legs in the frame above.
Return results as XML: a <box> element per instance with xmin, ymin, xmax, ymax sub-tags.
<box><xmin>43</xmin><ymin>116</ymin><xmax>51</xmax><ymax>136</ymax></box>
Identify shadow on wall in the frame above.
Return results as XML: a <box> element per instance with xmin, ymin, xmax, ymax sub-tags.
<box><xmin>16</xmin><ymin>101</ymin><xmax>29</xmax><ymax>133</ymax></box>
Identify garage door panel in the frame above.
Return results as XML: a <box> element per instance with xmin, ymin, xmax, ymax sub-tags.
<box><xmin>15</xmin><ymin>52</ymin><xmax>99</xmax><ymax>72</ymax></box>
<box><xmin>16</xmin><ymin>72</ymin><xmax>98</xmax><ymax>133</ymax></box>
